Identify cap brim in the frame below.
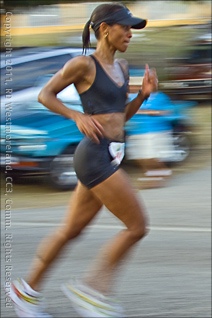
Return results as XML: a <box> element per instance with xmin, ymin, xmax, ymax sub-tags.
<box><xmin>119</xmin><ymin>17</ymin><xmax>147</xmax><ymax>29</ymax></box>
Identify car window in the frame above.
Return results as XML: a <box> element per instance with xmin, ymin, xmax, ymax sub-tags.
<box><xmin>27</xmin><ymin>101</ymin><xmax>48</xmax><ymax>111</ymax></box>
<box><xmin>188</xmin><ymin>45</ymin><xmax>211</xmax><ymax>64</ymax></box>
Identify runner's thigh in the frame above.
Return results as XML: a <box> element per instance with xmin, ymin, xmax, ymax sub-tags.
<box><xmin>61</xmin><ymin>182</ymin><xmax>103</xmax><ymax>232</ymax></box>
<box><xmin>90</xmin><ymin>169</ymin><xmax>148</xmax><ymax>229</ymax></box>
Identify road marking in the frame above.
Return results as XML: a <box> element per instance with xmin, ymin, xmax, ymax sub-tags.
<box><xmin>1</xmin><ymin>221</ymin><xmax>211</xmax><ymax>233</ymax></box>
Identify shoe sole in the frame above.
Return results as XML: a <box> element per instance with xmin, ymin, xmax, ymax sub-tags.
<box><xmin>9</xmin><ymin>284</ymin><xmax>52</xmax><ymax>318</ymax></box>
<box><xmin>61</xmin><ymin>284</ymin><xmax>121</xmax><ymax>317</ymax></box>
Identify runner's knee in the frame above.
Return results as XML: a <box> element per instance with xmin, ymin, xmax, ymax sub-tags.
<box><xmin>129</xmin><ymin>221</ymin><xmax>149</xmax><ymax>242</ymax></box>
<box><xmin>58</xmin><ymin>226</ymin><xmax>83</xmax><ymax>242</ymax></box>
<box><xmin>133</xmin><ymin>226</ymin><xmax>146</xmax><ymax>241</ymax></box>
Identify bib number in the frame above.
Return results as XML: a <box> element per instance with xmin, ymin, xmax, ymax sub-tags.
<box><xmin>108</xmin><ymin>142</ymin><xmax>125</xmax><ymax>166</ymax></box>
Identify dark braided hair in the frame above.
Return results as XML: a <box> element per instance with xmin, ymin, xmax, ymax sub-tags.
<box><xmin>82</xmin><ymin>2</ymin><xmax>126</xmax><ymax>54</ymax></box>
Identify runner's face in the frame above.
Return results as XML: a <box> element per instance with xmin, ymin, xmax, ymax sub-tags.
<box><xmin>108</xmin><ymin>24</ymin><xmax>132</xmax><ymax>52</ymax></box>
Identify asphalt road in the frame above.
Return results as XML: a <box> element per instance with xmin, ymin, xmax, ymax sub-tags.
<box><xmin>1</xmin><ymin>164</ymin><xmax>211</xmax><ymax>318</ymax></box>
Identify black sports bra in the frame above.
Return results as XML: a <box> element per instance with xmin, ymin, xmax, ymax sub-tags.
<box><xmin>79</xmin><ymin>55</ymin><xmax>129</xmax><ymax>115</ymax></box>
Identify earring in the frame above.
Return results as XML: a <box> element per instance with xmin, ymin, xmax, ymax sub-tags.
<box><xmin>104</xmin><ymin>32</ymin><xmax>109</xmax><ymax>38</ymax></box>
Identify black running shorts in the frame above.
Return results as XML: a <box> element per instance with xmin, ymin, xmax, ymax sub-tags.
<box><xmin>74</xmin><ymin>137</ymin><xmax>121</xmax><ymax>189</ymax></box>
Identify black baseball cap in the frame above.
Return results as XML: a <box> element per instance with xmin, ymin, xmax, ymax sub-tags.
<box><xmin>91</xmin><ymin>6</ymin><xmax>147</xmax><ymax>32</ymax></box>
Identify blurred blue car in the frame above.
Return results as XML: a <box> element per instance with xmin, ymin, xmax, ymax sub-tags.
<box><xmin>1</xmin><ymin>83</ymin><xmax>84</xmax><ymax>190</ymax></box>
<box><xmin>0</xmin><ymin>78</ymin><xmax>196</xmax><ymax>190</ymax></box>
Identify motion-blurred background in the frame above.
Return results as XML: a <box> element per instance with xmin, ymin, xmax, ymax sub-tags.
<box><xmin>1</xmin><ymin>4</ymin><xmax>211</xmax><ymax>317</ymax></box>
<box><xmin>1</xmin><ymin>0</ymin><xmax>211</xmax><ymax>96</ymax></box>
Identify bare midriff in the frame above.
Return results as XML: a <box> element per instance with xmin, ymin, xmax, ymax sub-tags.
<box><xmin>92</xmin><ymin>112</ymin><xmax>126</xmax><ymax>141</ymax></box>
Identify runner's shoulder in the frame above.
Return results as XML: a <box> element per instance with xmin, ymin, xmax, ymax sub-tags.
<box><xmin>66</xmin><ymin>54</ymin><xmax>93</xmax><ymax>71</ymax></box>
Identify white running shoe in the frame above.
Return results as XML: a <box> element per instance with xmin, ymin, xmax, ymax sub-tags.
<box><xmin>61</xmin><ymin>279</ymin><xmax>125</xmax><ymax>317</ymax></box>
<box><xmin>9</xmin><ymin>278</ymin><xmax>52</xmax><ymax>318</ymax></box>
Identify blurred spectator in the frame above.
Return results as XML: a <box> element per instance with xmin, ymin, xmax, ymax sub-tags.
<box><xmin>126</xmin><ymin>90</ymin><xmax>175</xmax><ymax>188</ymax></box>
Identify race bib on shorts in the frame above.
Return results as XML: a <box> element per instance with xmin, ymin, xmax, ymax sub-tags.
<box><xmin>108</xmin><ymin>142</ymin><xmax>125</xmax><ymax>166</ymax></box>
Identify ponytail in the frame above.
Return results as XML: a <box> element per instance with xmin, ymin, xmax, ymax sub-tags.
<box><xmin>82</xmin><ymin>3</ymin><xmax>125</xmax><ymax>54</ymax></box>
<box><xmin>82</xmin><ymin>19</ymin><xmax>91</xmax><ymax>54</ymax></box>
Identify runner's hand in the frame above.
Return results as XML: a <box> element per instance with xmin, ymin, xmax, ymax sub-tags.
<box><xmin>74</xmin><ymin>113</ymin><xmax>104</xmax><ymax>143</ymax></box>
<box><xmin>142</xmin><ymin>64</ymin><xmax>158</xmax><ymax>98</ymax></box>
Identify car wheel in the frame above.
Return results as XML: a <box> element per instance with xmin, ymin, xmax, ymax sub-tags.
<box><xmin>49</xmin><ymin>146</ymin><xmax>78</xmax><ymax>191</ymax></box>
<box><xmin>172</xmin><ymin>132</ymin><xmax>191</xmax><ymax>163</ymax></box>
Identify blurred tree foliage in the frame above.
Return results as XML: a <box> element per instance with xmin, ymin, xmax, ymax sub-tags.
<box><xmin>3</xmin><ymin>0</ymin><xmax>127</xmax><ymax>8</ymax></box>
<box><xmin>2</xmin><ymin>0</ymin><xmax>208</xmax><ymax>9</ymax></box>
